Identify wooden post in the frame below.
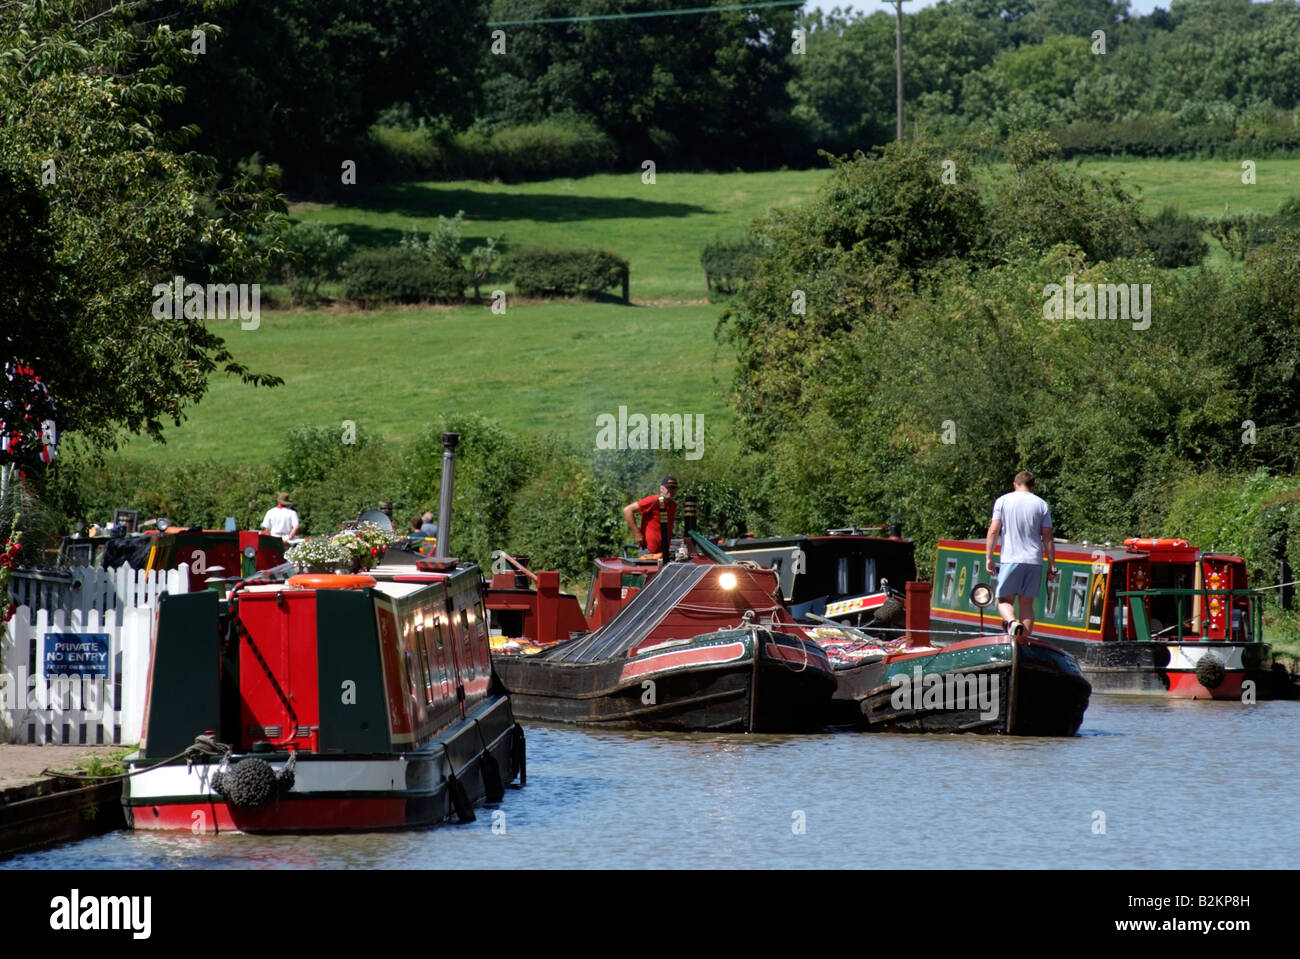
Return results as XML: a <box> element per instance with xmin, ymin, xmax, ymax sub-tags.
<box><xmin>904</xmin><ymin>581</ymin><xmax>930</xmax><ymax>647</ymax></box>
<box><xmin>536</xmin><ymin>570</ymin><xmax>560</xmax><ymax>646</ymax></box>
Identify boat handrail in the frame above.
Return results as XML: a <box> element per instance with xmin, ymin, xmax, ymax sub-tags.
<box><xmin>1114</xmin><ymin>587</ymin><xmax>1261</xmax><ymax>644</ymax></box>
<box><xmin>491</xmin><ymin>550</ymin><xmax>539</xmax><ymax>583</ymax></box>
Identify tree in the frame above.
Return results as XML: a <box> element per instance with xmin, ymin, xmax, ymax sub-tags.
<box><xmin>482</xmin><ymin>0</ymin><xmax>797</xmax><ymax>168</ymax></box>
<box><xmin>154</xmin><ymin>0</ymin><xmax>488</xmax><ymax>190</ymax></box>
<box><xmin>0</xmin><ymin>0</ymin><xmax>285</xmax><ymax>455</ymax></box>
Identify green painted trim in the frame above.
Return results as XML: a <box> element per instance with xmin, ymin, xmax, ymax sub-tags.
<box><xmin>883</xmin><ymin>643</ymin><xmax>1011</xmax><ymax>683</ymax></box>
<box><xmin>141</xmin><ymin>591</ymin><xmax>221</xmax><ymax>759</ymax></box>
<box><xmin>316</xmin><ymin>589</ymin><xmax>390</xmax><ymax>754</ymax></box>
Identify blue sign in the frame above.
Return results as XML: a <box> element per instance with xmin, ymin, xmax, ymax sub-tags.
<box><xmin>43</xmin><ymin>633</ymin><xmax>110</xmax><ymax>678</ymax></box>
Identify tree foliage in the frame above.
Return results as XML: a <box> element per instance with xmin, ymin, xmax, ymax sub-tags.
<box><xmin>0</xmin><ymin>0</ymin><xmax>285</xmax><ymax>455</ymax></box>
<box><xmin>718</xmin><ymin>139</ymin><xmax>1300</xmax><ymax>556</ymax></box>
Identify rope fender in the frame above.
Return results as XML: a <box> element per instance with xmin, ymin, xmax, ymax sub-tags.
<box><xmin>211</xmin><ymin>751</ymin><xmax>296</xmax><ymax>809</ymax></box>
<box><xmin>1195</xmin><ymin>654</ymin><xmax>1226</xmax><ymax>690</ymax></box>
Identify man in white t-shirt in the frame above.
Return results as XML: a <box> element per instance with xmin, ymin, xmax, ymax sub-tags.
<box><xmin>985</xmin><ymin>471</ymin><xmax>1056</xmax><ymax>637</ymax></box>
<box><xmin>261</xmin><ymin>492</ymin><xmax>301</xmax><ymax>540</ymax></box>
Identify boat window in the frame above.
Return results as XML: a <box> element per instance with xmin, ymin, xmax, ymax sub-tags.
<box><xmin>942</xmin><ymin>559</ymin><xmax>957</xmax><ymax>602</ymax></box>
<box><xmin>837</xmin><ymin>557</ymin><xmax>849</xmax><ymax>595</ymax></box>
<box><xmin>863</xmin><ymin>558</ymin><xmax>877</xmax><ymax>594</ymax></box>
<box><xmin>460</xmin><ymin>608</ymin><xmax>478</xmax><ymax>677</ymax></box>
<box><xmin>404</xmin><ymin>650</ymin><xmax>419</xmax><ymax>700</ymax></box>
<box><xmin>1068</xmin><ymin>573</ymin><xmax>1089</xmax><ymax>622</ymax></box>
<box><xmin>1045</xmin><ymin>575</ymin><xmax>1061</xmax><ymax>616</ymax></box>
<box><xmin>417</xmin><ymin>632</ymin><xmax>435</xmax><ymax>706</ymax></box>
<box><xmin>432</xmin><ymin>620</ymin><xmax>450</xmax><ymax>694</ymax></box>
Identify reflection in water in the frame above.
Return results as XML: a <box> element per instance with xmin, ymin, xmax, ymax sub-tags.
<box><xmin>6</xmin><ymin>699</ymin><xmax>1299</xmax><ymax>869</ymax></box>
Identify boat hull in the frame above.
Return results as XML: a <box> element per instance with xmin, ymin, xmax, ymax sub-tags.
<box><xmin>123</xmin><ymin>695</ymin><xmax>522</xmax><ymax>833</ymax></box>
<box><xmin>494</xmin><ymin>629</ymin><xmax>835</xmax><ymax>733</ymax></box>
<box><xmin>833</xmin><ymin>636</ymin><xmax>1091</xmax><ymax>735</ymax></box>
<box><xmin>1045</xmin><ymin>637</ymin><xmax>1294</xmax><ymax>701</ymax></box>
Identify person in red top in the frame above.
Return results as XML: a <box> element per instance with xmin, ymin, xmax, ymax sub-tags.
<box><xmin>623</xmin><ymin>476</ymin><xmax>678</xmax><ymax>555</ymax></box>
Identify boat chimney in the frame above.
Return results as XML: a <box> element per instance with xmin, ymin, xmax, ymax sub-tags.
<box><xmin>436</xmin><ymin>432</ymin><xmax>459</xmax><ymax>558</ymax></box>
<box><xmin>905</xmin><ymin>581</ymin><xmax>930</xmax><ymax>648</ymax></box>
<box><xmin>682</xmin><ymin>496</ymin><xmax>698</xmax><ymax>555</ymax></box>
<box><xmin>888</xmin><ymin>514</ymin><xmax>903</xmax><ymax>539</ymax></box>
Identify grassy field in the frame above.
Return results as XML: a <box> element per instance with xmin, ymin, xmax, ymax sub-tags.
<box><xmin>116</xmin><ymin>157</ymin><xmax>1300</xmax><ymax>466</ymax></box>
<box><xmin>294</xmin><ymin>170</ymin><xmax>823</xmax><ymax>303</ymax></box>
<box><xmin>1077</xmin><ymin>156</ymin><xmax>1300</xmax><ymax>217</ymax></box>
<box><xmin>121</xmin><ymin>302</ymin><xmax>735</xmax><ymax>465</ymax></box>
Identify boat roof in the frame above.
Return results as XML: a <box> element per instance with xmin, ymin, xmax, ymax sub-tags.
<box><xmin>543</xmin><ymin>563</ymin><xmax>712</xmax><ymax>663</ymax></box>
<box><xmin>721</xmin><ymin>533</ymin><xmax>910</xmax><ymax>549</ymax></box>
<box><xmin>239</xmin><ymin>578</ymin><xmax>436</xmax><ymax>599</ymax></box>
<box><xmin>936</xmin><ymin>537</ymin><xmax>1238</xmax><ymax>562</ymax></box>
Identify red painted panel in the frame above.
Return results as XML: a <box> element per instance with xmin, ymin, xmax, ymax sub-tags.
<box><xmin>134</xmin><ymin>798</ymin><xmax>414</xmax><ymax>833</ymax></box>
<box><xmin>236</xmin><ymin>591</ymin><xmax>321</xmax><ymax>750</ymax></box>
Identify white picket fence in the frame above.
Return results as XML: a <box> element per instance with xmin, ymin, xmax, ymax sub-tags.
<box><xmin>1</xmin><ymin>565</ymin><xmax>190</xmax><ymax>745</ymax></box>
<box><xmin>8</xmin><ymin>563</ymin><xmax>188</xmax><ymax>625</ymax></box>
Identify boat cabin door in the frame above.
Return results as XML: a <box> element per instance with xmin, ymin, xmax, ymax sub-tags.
<box><xmin>1201</xmin><ymin>556</ymin><xmax>1245</xmax><ymax>640</ymax></box>
<box><xmin>1118</xmin><ymin>559</ymin><xmax>1151</xmax><ymax>640</ymax></box>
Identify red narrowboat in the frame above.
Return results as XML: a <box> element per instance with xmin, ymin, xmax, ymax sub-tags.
<box><xmin>491</xmin><ymin>561</ymin><xmax>837</xmax><ymax>732</ymax></box>
<box><xmin>122</xmin><ymin>564</ymin><xmax>523</xmax><ymax>833</ymax></box>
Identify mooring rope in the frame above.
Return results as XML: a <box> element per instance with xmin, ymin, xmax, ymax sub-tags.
<box><xmin>41</xmin><ymin>734</ymin><xmax>234</xmax><ymax>783</ymax></box>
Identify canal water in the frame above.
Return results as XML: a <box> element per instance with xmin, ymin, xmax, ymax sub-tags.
<box><xmin>6</xmin><ymin>697</ymin><xmax>1298</xmax><ymax>869</ymax></box>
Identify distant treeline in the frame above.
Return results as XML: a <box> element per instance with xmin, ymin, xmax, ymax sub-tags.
<box><xmin>144</xmin><ymin>0</ymin><xmax>1300</xmax><ymax>189</ymax></box>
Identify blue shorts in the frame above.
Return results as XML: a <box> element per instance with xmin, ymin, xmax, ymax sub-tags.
<box><xmin>996</xmin><ymin>563</ymin><xmax>1043</xmax><ymax>599</ymax></box>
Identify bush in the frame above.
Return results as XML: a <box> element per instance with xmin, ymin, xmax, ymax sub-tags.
<box><xmin>341</xmin><ymin>246</ymin><xmax>467</xmax><ymax>305</ymax></box>
<box><xmin>1141</xmin><ymin>206</ymin><xmax>1206</xmax><ymax>268</ymax></box>
<box><xmin>277</xmin><ymin>221</ymin><xmax>351</xmax><ymax>305</ymax></box>
<box><xmin>1159</xmin><ymin>470</ymin><xmax>1300</xmax><ymax>605</ymax></box>
<box><xmin>486</xmin><ymin>117</ymin><xmax>618</xmax><ymax>181</ymax></box>
<box><xmin>1247</xmin><ymin>196</ymin><xmax>1300</xmax><ymax>250</ymax></box>
<box><xmin>403</xmin><ymin>415</ymin><xmax>542</xmax><ymax>570</ymax></box>
<box><xmin>504</xmin><ymin>460</ymin><xmax>625</xmax><ymax>581</ymax></box>
<box><xmin>501</xmin><ymin>247</ymin><xmax>629</xmax><ymax>301</ymax></box>
<box><xmin>1199</xmin><ymin>211</ymin><xmax>1262</xmax><ymax>261</ymax></box>
<box><xmin>46</xmin><ymin>454</ymin><xmax>278</xmax><ymax>535</ymax></box>
<box><xmin>365</xmin><ymin>116</ymin><xmax>617</xmax><ymax>182</ymax></box>
<box><xmin>700</xmin><ymin>235</ymin><xmax>764</xmax><ymax>295</ymax></box>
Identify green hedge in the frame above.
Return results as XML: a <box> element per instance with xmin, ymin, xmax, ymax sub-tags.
<box><xmin>341</xmin><ymin>246</ymin><xmax>467</xmax><ymax>305</ymax></box>
<box><xmin>1052</xmin><ymin>113</ymin><xmax>1300</xmax><ymax>159</ymax></box>
<box><xmin>366</xmin><ymin>117</ymin><xmax>618</xmax><ymax>183</ymax></box>
<box><xmin>501</xmin><ymin>247</ymin><xmax>630</xmax><ymax>301</ymax></box>
<box><xmin>1141</xmin><ymin>206</ymin><xmax>1207</xmax><ymax>269</ymax></box>
<box><xmin>700</xmin><ymin>235</ymin><xmax>763</xmax><ymax>295</ymax></box>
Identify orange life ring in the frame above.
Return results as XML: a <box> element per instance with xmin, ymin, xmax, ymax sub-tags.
<box><xmin>287</xmin><ymin>573</ymin><xmax>377</xmax><ymax>590</ymax></box>
<box><xmin>1122</xmin><ymin>538</ymin><xmax>1189</xmax><ymax>550</ymax></box>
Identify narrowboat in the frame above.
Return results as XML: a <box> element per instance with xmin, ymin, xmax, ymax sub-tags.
<box><xmin>930</xmin><ymin>537</ymin><xmax>1295</xmax><ymax>700</ymax></box>
<box><xmin>484</xmin><ymin>538</ymin><xmax>1088</xmax><ymax>735</ymax></box>
<box><xmin>63</xmin><ymin>526</ymin><xmax>286</xmax><ymax>592</ymax></box>
<box><xmin>122</xmin><ymin>564</ymin><xmax>524</xmax><ymax>833</ymax></box>
<box><xmin>814</xmin><ymin>583</ymin><xmax>1091</xmax><ymax>734</ymax></box>
<box><xmin>716</xmin><ymin>528</ymin><xmax>918</xmax><ymax>620</ymax></box>
<box><xmin>491</xmin><ymin>562</ymin><xmax>837</xmax><ymax>732</ymax></box>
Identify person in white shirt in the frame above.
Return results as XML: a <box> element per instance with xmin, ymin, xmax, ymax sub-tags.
<box><xmin>261</xmin><ymin>492</ymin><xmax>301</xmax><ymax>540</ymax></box>
<box><xmin>985</xmin><ymin>471</ymin><xmax>1056</xmax><ymax>637</ymax></box>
